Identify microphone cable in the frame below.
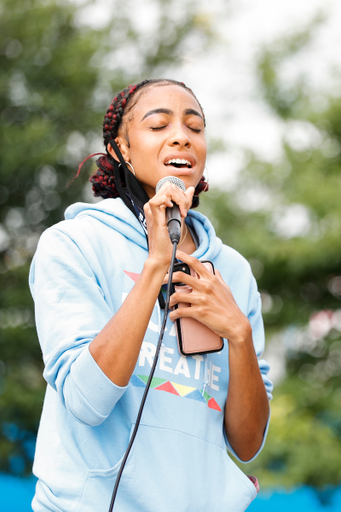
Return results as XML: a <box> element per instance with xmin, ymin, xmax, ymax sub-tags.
<box><xmin>108</xmin><ymin>240</ymin><xmax>178</xmax><ymax>512</ymax></box>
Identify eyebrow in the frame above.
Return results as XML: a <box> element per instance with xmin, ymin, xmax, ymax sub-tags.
<box><xmin>141</xmin><ymin>108</ymin><xmax>203</xmax><ymax>121</ymax></box>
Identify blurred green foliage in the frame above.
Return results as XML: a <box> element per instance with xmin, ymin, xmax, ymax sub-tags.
<box><xmin>0</xmin><ymin>0</ymin><xmax>210</xmax><ymax>474</ymax></box>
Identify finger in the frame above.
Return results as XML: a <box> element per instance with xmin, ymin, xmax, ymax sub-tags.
<box><xmin>163</xmin><ymin>268</ymin><xmax>191</xmax><ymax>285</ymax></box>
<box><xmin>143</xmin><ymin>201</ymin><xmax>151</xmax><ymax>215</ymax></box>
<box><xmin>214</xmin><ymin>269</ymin><xmax>234</xmax><ymax>299</ymax></box>
<box><xmin>169</xmin><ymin>305</ymin><xmax>202</xmax><ymax>322</ymax></box>
<box><xmin>175</xmin><ymin>251</ymin><xmax>213</xmax><ymax>279</ymax></box>
<box><xmin>215</xmin><ymin>269</ymin><xmax>227</xmax><ymax>286</ymax></box>
<box><xmin>155</xmin><ymin>183</ymin><xmax>192</xmax><ymax>217</ymax></box>
<box><xmin>171</xmin><ymin>271</ymin><xmax>199</xmax><ymax>288</ymax></box>
<box><xmin>214</xmin><ymin>268</ymin><xmax>223</xmax><ymax>283</ymax></box>
<box><xmin>146</xmin><ymin>195</ymin><xmax>174</xmax><ymax>231</ymax></box>
<box><xmin>185</xmin><ymin>186</ymin><xmax>195</xmax><ymax>203</ymax></box>
<box><xmin>169</xmin><ymin>290</ymin><xmax>199</xmax><ymax>308</ymax></box>
<box><xmin>148</xmin><ymin>193</ymin><xmax>174</xmax><ymax>210</ymax></box>
<box><xmin>163</xmin><ymin>271</ymin><xmax>188</xmax><ymax>286</ymax></box>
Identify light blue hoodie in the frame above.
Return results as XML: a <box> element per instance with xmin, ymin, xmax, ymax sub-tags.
<box><xmin>29</xmin><ymin>198</ymin><xmax>273</xmax><ymax>512</ymax></box>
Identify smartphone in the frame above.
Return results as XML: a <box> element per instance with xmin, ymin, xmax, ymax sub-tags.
<box><xmin>172</xmin><ymin>260</ymin><xmax>224</xmax><ymax>356</ymax></box>
<box><xmin>172</xmin><ymin>262</ymin><xmax>191</xmax><ymax>286</ymax></box>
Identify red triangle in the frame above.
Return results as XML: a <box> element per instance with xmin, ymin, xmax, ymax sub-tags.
<box><xmin>155</xmin><ymin>381</ymin><xmax>180</xmax><ymax>396</ymax></box>
<box><xmin>208</xmin><ymin>397</ymin><xmax>221</xmax><ymax>411</ymax></box>
<box><xmin>124</xmin><ymin>270</ymin><xmax>140</xmax><ymax>283</ymax></box>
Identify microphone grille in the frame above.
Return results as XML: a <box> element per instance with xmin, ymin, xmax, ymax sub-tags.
<box><xmin>155</xmin><ymin>176</ymin><xmax>186</xmax><ymax>193</ymax></box>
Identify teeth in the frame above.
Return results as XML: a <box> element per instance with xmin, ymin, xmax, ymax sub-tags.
<box><xmin>166</xmin><ymin>158</ymin><xmax>191</xmax><ymax>167</ymax></box>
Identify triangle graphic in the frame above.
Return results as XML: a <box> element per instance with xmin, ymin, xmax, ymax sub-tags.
<box><xmin>184</xmin><ymin>389</ymin><xmax>207</xmax><ymax>403</ymax></box>
<box><xmin>130</xmin><ymin>375</ymin><xmax>146</xmax><ymax>387</ymax></box>
<box><xmin>171</xmin><ymin>382</ymin><xmax>197</xmax><ymax>397</ymax></box>
<box><xmin>155</xmin><ymin>381</ymin><xmax>180</xmax><ymax>396</ymax></box>
<box><xmin>137</xmin><ymin>374</ymin><xmax>149</xmax><ymax>385</ymax></box>
<box><xmin>204</xmin><ymin>391</ymin><xmax>211</xmax><ymax>403</ymax></box>
<box><xmin>151</xmin><ymin>377</ymin><xmax>167</xmax><ymax>389</ymax></box>
<box><xmin>208</xmin><ymin>397</ymin><xmax>221</xmax><ymax>412</ymax></box>
<box><xmin>124</xmin><ymin>270</ymin><xmax>141</xmax><ymax>283</ymax></box>
<box><xmin>200</xmin><ymin>390</ymin><xmax>212</xmax><ymax>403</ymax></box>
<box><xmin>137</xmin><ymin>375</ymin><xmax>166</xmax><ymax>388</ymax></box>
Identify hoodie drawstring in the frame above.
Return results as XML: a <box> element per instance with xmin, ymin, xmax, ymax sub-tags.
<box><xmin>202</xmin><ymin>355</ymin><xmax>209</xmax><ymax>397</ymax></box>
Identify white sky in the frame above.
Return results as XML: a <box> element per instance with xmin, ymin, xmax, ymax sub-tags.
<box><xmin>172</xmin><ymin>0</ymin><xmax>341</xmax><ymax>186</ymax></box>
<box><xmin>74</xmin><ymin>0</ymin><xmax>341</xmax><ymax>187</ymax></box>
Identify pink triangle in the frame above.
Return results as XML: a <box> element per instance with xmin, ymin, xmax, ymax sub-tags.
<box><xmin>155</xmin><ymin>381</ymin><xmax>180</xmax><ymax>396</ymax></box>
<box><xmin>124</xmin><ymin>270</ymin><xmax>141</xmax><ymax>283</ymax></box>
<box><xmin>208</xmin><ymin>397</ymin><xmax>221</xmax><ymax>411</ymax></box>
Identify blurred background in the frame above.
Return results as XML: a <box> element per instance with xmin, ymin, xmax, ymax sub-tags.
<box><xmin>1</xmin><ymin>0</ymin><xmax>341</xmax><ymax>510</ymax></box>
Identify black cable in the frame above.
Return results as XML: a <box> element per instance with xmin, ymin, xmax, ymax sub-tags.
<box><xmin>108</xmin><ymin>241</ymin><xmax>178</xmax><ymax>512</ymax></box>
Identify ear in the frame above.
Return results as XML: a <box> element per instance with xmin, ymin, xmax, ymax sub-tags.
<box><xmin>108</xmin><ymin>136</ymin><xmax>131</xmax><ymax>163</ymax></box>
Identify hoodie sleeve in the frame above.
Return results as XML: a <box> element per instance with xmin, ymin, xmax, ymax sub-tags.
<box><xmin>225</xmin><ymin>275</ymin><xmax>273</xmax><ymax>463</ymax></box>
<box><xmin>29</xmin><ymin>227</ymin><xmax>128</xmax><ymax>427</ymax></box>
<box><xmin>246</xmin><ymin>287</ymin><xmax>273</xmax><ymax>402</ymax></box>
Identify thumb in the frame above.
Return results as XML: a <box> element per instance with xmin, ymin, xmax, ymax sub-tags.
<box><xmin>185</xmin><ymin>186</ymin><xmax>195</xmax><ymax>202</ymax></box>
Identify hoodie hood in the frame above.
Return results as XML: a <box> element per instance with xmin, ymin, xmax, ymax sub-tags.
<box><xmin>186</xmin><ymin>209</ymin><xmax>222</xmax><ymax>261</ymax></box>
<box><xmin>64</xmin><ymin>198</ymin><xmax>223</xmax><ymax>260</ymax></box>
<box><xmin>65</xmin><ymin>198</ymin><xmax>148</xmax><ymax>251</ymax></box>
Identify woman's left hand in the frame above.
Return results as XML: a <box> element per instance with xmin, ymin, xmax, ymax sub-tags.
<box><xmin>169</xmin><ymin>250</ymin><xmax>252</xmax><ymax>344</ymax></box>
<box><xmin>170</xmin><ymin>251</ymin><xmax>269</xmax><ymax>462</ymax></box>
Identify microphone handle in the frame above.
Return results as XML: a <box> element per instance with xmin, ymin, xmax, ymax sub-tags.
<box><xmin>166</xmin><ymin>205</ymin><xmax>181</xmax><ymax>244</ymax></box>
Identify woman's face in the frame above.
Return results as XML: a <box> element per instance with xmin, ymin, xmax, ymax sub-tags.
<box><xmin>113</xmin><ymin>84</ymin><xmax>207</xmax><ymax>198</ymax></box>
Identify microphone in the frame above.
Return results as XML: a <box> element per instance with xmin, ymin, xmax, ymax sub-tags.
<box><xmin>155</xmin><ymin>176</ymin><xmax>186</xmax><ymax>244</ymax></box>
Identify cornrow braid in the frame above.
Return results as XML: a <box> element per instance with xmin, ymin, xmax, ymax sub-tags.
<box><xmin>102</xmin><ymin>79</ymin><xmax>204</xmax><ymax>148</ymax></box>
<box><xmin>90</xmin><ymin>155</ymin><xmax>121</xmax><ymax>199</ymax></box>
<box><xmin>102</xmin><ymin>81</ymin><xmax>143</xmax><ymax>147</ymax></box>
<box><xmin>86</xmin><ymin>78</ymin><xmax>208</xmax><ymax>205</ymax></box>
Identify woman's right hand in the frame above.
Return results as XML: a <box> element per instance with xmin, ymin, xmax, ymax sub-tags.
<box><xmin>90</xmin><ymin>183</ymin><xmax>194</xmax><ymax>387</ymax></box>
<box><xmin>143</xmin><ymin>182</ymin><xmax>194</xmax><ymax>270</ymax></box>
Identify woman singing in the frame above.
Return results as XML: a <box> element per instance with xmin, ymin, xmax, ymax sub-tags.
<box><xmin>29</xmin><ymin>78</ymin><xmax>273</xmax><ymax>512</ymax></box>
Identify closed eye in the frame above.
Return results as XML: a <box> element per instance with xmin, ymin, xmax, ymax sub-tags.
<box><xmin>151</xmin><ymin>125</ymin><xmax>202</xmax><ymax>133</ymax></box>
<box><xmin>150</xmin><ymin>126</ymin><xmax>167</xmax><ymax>131</ymax></box>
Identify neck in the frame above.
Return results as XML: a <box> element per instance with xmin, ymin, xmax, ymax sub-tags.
<box><xmin>178</xmin><ymin>222</ymin><xmax>196</xmax><ymax>254</ymax></box>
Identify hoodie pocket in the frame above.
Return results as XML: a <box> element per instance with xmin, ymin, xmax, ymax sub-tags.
<box><xmin>73</xmin><ymin>423</ymin><xmax>257</xmax><ymax>512</ymax></box>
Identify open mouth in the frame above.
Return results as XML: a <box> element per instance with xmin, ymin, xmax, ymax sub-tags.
<box><xmin>164</xmin><ymin>158</ymin><xmax>192</xmax><ymax>169</ymax></box>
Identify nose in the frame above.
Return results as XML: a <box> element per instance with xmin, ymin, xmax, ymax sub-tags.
<box><xmin>167</xmin><ymin>122</ymin><xmax>191</xmax><ymax>148</ymax></box>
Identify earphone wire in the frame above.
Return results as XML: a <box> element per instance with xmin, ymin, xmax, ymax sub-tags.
<box><xmin>108</xmin><ymin>241</ymin><xmax>178</xmax><ymax>512</ymax></box>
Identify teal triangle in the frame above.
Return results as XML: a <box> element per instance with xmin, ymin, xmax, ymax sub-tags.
<box><xmin>185</xmin><ymin>389</ymin><xmax>207</xmax><ymax>403</ymax></box>
<box><xmin>131</xmin><ymin>375</ymin><xmax>146</xmax><ymax>387</ymax></box>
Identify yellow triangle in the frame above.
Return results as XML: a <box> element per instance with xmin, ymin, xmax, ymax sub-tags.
<box><xmin>171</xmin><ymin>382</ymin><xmax>197</xmax><ymax>397</ymax></box>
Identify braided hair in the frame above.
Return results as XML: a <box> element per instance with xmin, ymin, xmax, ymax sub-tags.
<box><xmin>88</xmin><ymin>78</ymin><xmax>209</xmax><ymax>207</ymax></box>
